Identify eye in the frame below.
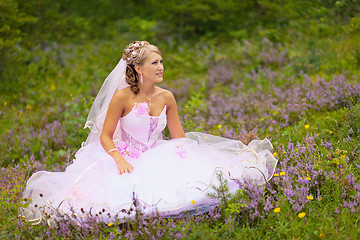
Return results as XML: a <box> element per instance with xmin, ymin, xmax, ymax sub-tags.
<box><xmin>152</xmin><ymin>59</ymin><xmax>163</xmax><ymax>64</ymax></box>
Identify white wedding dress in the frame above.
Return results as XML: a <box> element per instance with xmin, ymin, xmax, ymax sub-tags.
<box><xmin>21</xmin><ymin>102</ymin><xmax>277</xmax><ymax>224</ymax></box>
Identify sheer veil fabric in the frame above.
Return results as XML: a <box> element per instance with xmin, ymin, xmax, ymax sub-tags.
<box><xmin>83</xmin><ymin>58</ymin><xmax>129</xmax><ymax>146</ymax></box>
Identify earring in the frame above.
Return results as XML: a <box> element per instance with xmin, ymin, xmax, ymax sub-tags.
<box><xmin>140</xmin><ymin>74</ymin><xmax>143</xmax><ymax>84</ymax></box>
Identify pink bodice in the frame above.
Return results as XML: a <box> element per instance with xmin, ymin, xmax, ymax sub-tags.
<box><xmin>119</xmin><ymin>103</ymin><xmax>167</xmax><ymax>154</ymax></box>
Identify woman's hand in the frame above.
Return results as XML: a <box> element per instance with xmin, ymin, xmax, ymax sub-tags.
<box><xmin>115</xmin><ymin>158</ymin><xmax>134</xmax><ymax>175</ymax></box>
<box><xmin>100</xmin><ymin>89</ymin><xmax>134</xmax><ymax>175</ymax></box>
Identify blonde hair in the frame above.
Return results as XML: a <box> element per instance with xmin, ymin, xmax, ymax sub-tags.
<box><xmin>122</xmin><ymin>41</ymin><xmax>161</xmax><ymax>94</ymax></box>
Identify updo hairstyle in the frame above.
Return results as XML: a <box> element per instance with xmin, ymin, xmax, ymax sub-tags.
<box><xmin>122</xmin><ymin>41</ymin><xmax>161</xmax><ymax>94</ymax></box>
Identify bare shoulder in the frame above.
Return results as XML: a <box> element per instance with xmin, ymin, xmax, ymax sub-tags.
<box><xmin>113</xmin><ymin>87</ymin><xmax>132</xmax><ymax>102</ymax></box>
<box><xmin>155</xmin><ymin>87</ymin><xmax>175</xmax><ymax>103</ymax></box>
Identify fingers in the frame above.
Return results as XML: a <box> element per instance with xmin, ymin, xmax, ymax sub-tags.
<box><xmin>119</xmin><ymin>167</ymin><xmax>133</xmax><ymax>175</ymax></box>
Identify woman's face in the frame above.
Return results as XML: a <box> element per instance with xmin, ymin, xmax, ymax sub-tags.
<box><xmin>139</xmin><ymin>51</ymin><xmax>164</xmax><ymax>83</ymax></box>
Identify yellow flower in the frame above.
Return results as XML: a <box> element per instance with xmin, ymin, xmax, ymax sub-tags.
<box><xmin>191</xmin><ymin>200</ymin><xmax>196</xmax><ymax>204</ymax></box>
<box><xmin>306</xmin><ymin>177</ymin><xmax>311</xmax><ymax>181</ymax></box>
<box><xmin>320</xmin><ymin>233</ymin><xmax>323</xmax><ymax>237</ymax></box>
<box><xmin>298</xmin><ymin>212</ymin><xmax>306</xmax><ymax>219</ymax></box>
<box><xmin>217</xmin><ymin>124</ymin><xmax>222</xmax><ymax>129</ymax></box>
<box><xmin>51</xmin><ymin>85</ymin><xmax>56</xmax><ymax>91</ymax></box>
<box><xmin>273</xmin><ymin>173</ymin><xmax>279</xmax><ymax>177</ymax></box>
<box><xmin>280</xmin><ymin>172</ymin><xmax>286</xmax><ymax>176</ymax></box>
<box><xmin>304</xmin><ymin>124</ymin><xmax>310</xmax><ymax>129</ymax></box>
<box><xmin>273</xmin><ymin>207</ymin><xmax>281</xmax><ymax>213</ymax></box>
<box><xmin>4</xmin><ymin>102</ymin><xmax>7</xmax><ymax>106</ymax></box>
<box><xmin>272</xmin><ymin>152</ymin><xmax>277</xmax><ymax>157</ymax></box>
<box><xmin>307</xmin><ymin>195</ymin><xmax>314</xmax><ymax>200</ymax></box>
<box><xmin>283</xmin><ymin>151</ymin><xmax>287</xmax><ymax>154</ymax></box>
<box><xmin>329</xmin><ymin>131</ymin><xmax>332</xmax><ymax>134</ymax></box>
<box><xmin>19</xmin><ymin>111</ymin><xmax>22</xmax><ymax>118</ymax></box>
<box><xmin>108</xmin><ymin>222</ymin><xmax>114</xmax><ymax>227</ymax></box>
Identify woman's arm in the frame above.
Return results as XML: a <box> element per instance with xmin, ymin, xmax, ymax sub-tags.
<box><xmin>100</xmin><ymin>90</ymin><xmax>133</xmax><ymax>175</ymax></box>
<box><xmin>165</xmin><ymin>91</ymin><xmax>187</xmax><ymax>139</ymax></box>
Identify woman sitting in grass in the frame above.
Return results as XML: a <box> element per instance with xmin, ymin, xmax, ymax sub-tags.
<box><xmin>21</xmin><ymin>41</ymin><xmax>277</xmax><ymax>224</ymax></box>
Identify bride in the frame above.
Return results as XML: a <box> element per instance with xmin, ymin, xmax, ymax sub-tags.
<box><xmin>21</xmin><ymin>41</ymin><xmax>277</xmax><ymax>224</ymax></box>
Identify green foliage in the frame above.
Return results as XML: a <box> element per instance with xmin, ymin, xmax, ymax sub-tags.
<box><xmin>1</xmin><ymin>0</ymin><xmax>360</xmax><ymax>238</ymax></box>
<box><xmin>278</xmin><ymin>103</ymin><xmax>360</xmax><ymax>147</ymax></box>
<box><xmin>0</xmin><ymin>0</ymin><xmax>36</xmax><ymax>51</ymax></box>
<box><xmin>122</xmin><ymin>17</ymin><xmax>157</xmax><ymax>42</ymax></box>
<box><xmin>181</xmin><ymin>84</ymin><xmax>208</xmax><ymax>132</ymax></box>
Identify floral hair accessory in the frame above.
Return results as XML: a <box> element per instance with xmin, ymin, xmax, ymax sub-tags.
<box><xmin>122</xmin><ymin>41</ymin><xmax>149</xmax><ymax>65</ymax></box>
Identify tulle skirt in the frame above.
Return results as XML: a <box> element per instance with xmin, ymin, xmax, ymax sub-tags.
<box><xmin>21</xmin><ymin>132</ymin><xmax>277</xmax><ymax>224</ymax></box>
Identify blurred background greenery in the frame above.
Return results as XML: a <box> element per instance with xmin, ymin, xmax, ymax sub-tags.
<box><xmin>1</xmin><ymin>0</ymin><xmax>359</xmax><ymax>94</ymax></box>
<box><xmin>0</xmin><ymin>0</ymin><xmax>359</xmax><ymax>166</ymax></box>
<box><xmin>1</xmin><ymin>0</ymin><xmax>359</xmax><ymax>92</ymax></box>
<box><xmin>1</xmin><ymin>1</ymin><xmax>360</xmax><ymax>238</ymax></box>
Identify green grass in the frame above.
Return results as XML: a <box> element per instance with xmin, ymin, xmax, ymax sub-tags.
<box><xmin>1</xmin><ymin>10</ymin><xmax>360</xmax><ymax>239</ymax></box>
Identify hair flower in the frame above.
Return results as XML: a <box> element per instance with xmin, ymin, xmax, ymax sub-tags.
<box><xmin>122</xmin><ymin>41</ymin><xmax>150</xmax><ymax>65</ymax></box>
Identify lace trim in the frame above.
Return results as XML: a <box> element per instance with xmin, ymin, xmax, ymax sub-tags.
<box><xmin>121</xmin><ymin>118</ymin><xmax>160</xmax><ymax>154</ymax></box>
<box><xmin>148</xmin><ymin>118</ymin><xmax>159</xmax><ymax>141</ymax></box>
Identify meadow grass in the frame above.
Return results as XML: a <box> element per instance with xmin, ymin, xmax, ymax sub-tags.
<box><xmin>1</xmin><ymin>17</ymin><xmax>360</xmax><ymax>239</ymax></box>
